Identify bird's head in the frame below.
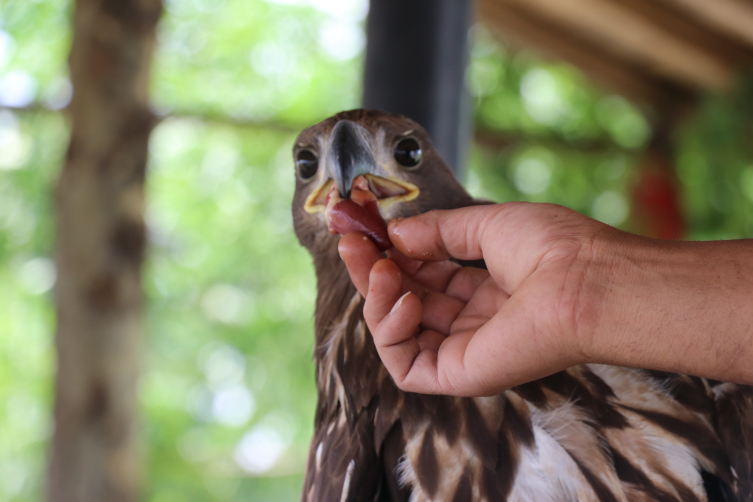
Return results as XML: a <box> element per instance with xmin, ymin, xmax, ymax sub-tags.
<box><xmin>292</xmin><ymin>109</ymin><xmax>471</xmax><ymax>252</ymax></box>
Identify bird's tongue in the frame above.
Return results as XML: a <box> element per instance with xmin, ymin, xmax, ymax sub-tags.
<box><xmin>325</xmin><ymin>175</ymin><xmax>391</xmax><ymax>251</ymax></box>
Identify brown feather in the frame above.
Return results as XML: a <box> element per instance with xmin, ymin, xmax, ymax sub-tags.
<box><xmin>713</xmin><ymin>384</ymin><xmax>753</xmax><ymax>498</ymax></box>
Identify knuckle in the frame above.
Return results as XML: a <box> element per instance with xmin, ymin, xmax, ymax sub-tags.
<box><xmin>437</xmin><ymin>367</ymin><xmax>461</xmax><ymax>395</ymax></box>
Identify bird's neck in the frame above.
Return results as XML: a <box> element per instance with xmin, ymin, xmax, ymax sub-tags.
<box><xmin>311</xmin><ymin>241</ymin><xmax>385</xmax><ymax>421</ymax></box>
<box><xmin>312</xmin><ymin>241</ymin><xmax>358</xmax><ymax>348</ymax></box>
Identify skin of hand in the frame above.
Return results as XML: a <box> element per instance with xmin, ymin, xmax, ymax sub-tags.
<box><xmin>338</xmin><ymin>202</ymin><xmax>753</xmax><ymax>397</ymax></box>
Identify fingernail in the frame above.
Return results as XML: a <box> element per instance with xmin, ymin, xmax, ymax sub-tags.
<box><xmin>390</xmin><ymin>292</ymin><xmax>410</xmax><ymax>315</ymax></box>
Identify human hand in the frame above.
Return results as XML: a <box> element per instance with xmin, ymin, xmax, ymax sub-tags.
<box><xmin>338</xmin><ymin>202</ymin><xmax>616</xmax><ymax>396</ymax></box>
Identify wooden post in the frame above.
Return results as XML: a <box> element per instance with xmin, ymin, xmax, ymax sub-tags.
<box><xmin>48</xmin><ymin>0</ymin><xmax>162</xmax><ymax>501</ymax></box>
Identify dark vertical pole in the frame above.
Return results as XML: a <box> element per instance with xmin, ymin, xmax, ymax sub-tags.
<box><xmin>363</xmin><ymin>0</ymin><xmax>473</xmax><ymax>178</ymax></box>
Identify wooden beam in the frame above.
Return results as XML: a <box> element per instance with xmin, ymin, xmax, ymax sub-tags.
<box><xmin>662</xmin><ymin>0</ymin><xmax>753</xmax><ymax>48</ymax></box>
<box><xmin>626</xmin><ymin>0</ymin><xmax>753</xmax><ymax>67</ymax></box>
<box><xmin>495</xmin><ymin>0</ymin><xmax>734</xmax><ymax>90</ymax></box>
<box><xmin>474</xmin><ymin>127</ymin><xmax>632</xmax><ymax>154</ymax></box>
<box><xmin>477</xmin><ymin>0</ymin><xmax>695</xmax><ymax>112</ymax></box>
<box><xmin>1</xmin><ymin>101</ymin><xmax>307</xmax><ymax>134</ymax></box>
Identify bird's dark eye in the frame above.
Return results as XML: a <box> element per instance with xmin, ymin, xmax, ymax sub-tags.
<box><xmin>296</xmin><ymin>149</ymin><xmax>319</xmax><ymax>180</ymax></box>
<box><xmin>394</xmin><ymin>138</ymin><xmax>422</xmax><ymax>168</ymax></box>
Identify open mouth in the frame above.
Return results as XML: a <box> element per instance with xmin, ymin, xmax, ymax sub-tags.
<box><xmin>303</xmin><ymin>174</ymin><xmax>420</xmax><ymax>215</ymax></box>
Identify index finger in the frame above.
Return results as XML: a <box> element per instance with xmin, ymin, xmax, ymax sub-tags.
<box><xmin>339</xmin><ymin>232</ymin><xmax>463</xmax><ymax>297</ymax></box>
<box><xmin>338</xmin><ymin>233</ymin><xmax>430</xmax><ymax>302</ymax></box>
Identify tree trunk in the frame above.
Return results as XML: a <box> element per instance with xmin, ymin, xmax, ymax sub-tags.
<box><xmin>48</xmin><ymin>1</ymin><xmax>162</xmax><ymax>501</ymax></box>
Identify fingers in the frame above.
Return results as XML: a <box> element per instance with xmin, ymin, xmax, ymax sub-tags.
<box><xmin>398</xmin><ymin>325</ymin><xmax>477</xmax><ymax>395</ymax></box>
<box><xmin>455</xmin><ymin>278</ymin><xmax>508</xmax><ymax>319</ymax></box>
<box><xmin>365</xmin><ymin>255</ymin><xmax>470</xmax><ymax>336</ymax></box>
<box><xmin>411</xmin><ymin>261</ymin><xmax>464</xmax><ymax>292</ymax></box>
<box><xmin>363</xmin><ymin>258</ymin><xmax>458</xmax><ymax>394</ymax></box>
<box><xmin>363</xmin><ymin>258</ymin><xmax>405</xmax><ymax>328</ymax></box>
<box><xmin>372</xmin><ymin>291</ymin><xmax>444</xmax><ymax>394</ymax></box>
<box><xmin>420</xmin><ymin>291</ymin><xmax>465</xmax><ymax>334</ymax></box>
<box><xmin>398</xmin><ymin>301</ymin><xmax>535</xmax><ymax>397</ymax></box>
<box><xmin>379</xmin><ymin>297</ymin><xmax>567</xmax><ymax>397</ymax></box>
<box><xmin>365</xmin><ymin>280</ymin><xmax>425</xmax><ymax>383</ymax></box>
<box><xmin>417</xmin><ymin>268</ymin><xmax>493</xmax><ymax>335</ymax></box>
<box><xmin>445</xmin><ymin>267</ymin><xmax>490</xmax><ymax>303</ymax></box>
<box><xmin>339</xmin><ymin>233</ymin><xmax>456</xmax><ymax>298</ymax></box>
<box><xmin>363</xmin><ymin>258</ymin><xmax>522</xmax><ymax>395</ymax></box>
<box><xmin>384</xmin><ymin>247</ymin><xmax>423</xmax><ymax>276</ymax></box>
<box><xmin>338</xmin><ymin>232</ymin><xmax>384</xmax><ymax>297</ymax></box>
<box><xmin>386</xmin><ymin>247</ymin><xmax>462</xmax><ymax>292</ymax></box>
<box><xmin>362</xmin><ymin>258</ymin><xmax>490</xmax><ymax>395</ymax></box>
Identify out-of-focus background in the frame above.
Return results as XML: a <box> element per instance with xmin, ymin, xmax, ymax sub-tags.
<box><xmin>1</xmin><ymin>0</ymin><xmax>752</xmax><ymax>500</ymax></box>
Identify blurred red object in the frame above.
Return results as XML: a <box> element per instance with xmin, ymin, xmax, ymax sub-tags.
<box><xmin>632</xmin><ymin>148</ymin><xmax>685</xmax><ymax>240</ymax></box>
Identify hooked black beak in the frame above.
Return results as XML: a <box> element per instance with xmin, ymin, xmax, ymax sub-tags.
<box><xmin>328</xmin><ymin>120</ymin><xmax>376</xmax><ymax>199</ymax></box>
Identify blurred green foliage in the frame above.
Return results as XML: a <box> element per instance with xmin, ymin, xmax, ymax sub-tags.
<box><xmin>465</xmin><ymin>28</ymin><xmax>645</xmax><ymax>229</ymax></box>
<box><xmin>675</xmin><ymin>78</ymin><xmax>753</xmax><ymax>239</ymax></box>
<box><xmin>0</xmin><ymin>0</ymin><xmax>751</xmax><ymax>501</ymax></box>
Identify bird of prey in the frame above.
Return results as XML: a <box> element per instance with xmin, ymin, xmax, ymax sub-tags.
<box><xmin>291</xmin><ymin>109</ymin><xmax>753</xmax><ymax>502</ymax></box>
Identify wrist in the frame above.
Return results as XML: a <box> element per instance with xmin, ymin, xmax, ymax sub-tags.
<box><xmin>570</xmin><ymin>227</ymin><xmax>638</xmax><ymax>366</ymax></box>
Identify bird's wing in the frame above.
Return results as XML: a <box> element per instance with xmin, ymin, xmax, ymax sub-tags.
<box><xmin>390</xmin><ymin>366</ymin><xmax>742</xmax><ymax>501</ymax></box>
<box><xmin>712</xmin><ymin>382</ymin><xmax>753</xmax><ymax>500</ymax></box>
<box><xmin>303</xmin><ymin>287</ymin><xmax>404</xmax><ymax>501</ymax></box>
<box><xmin>301</xmin><ymin>401</ymin><xmax>383</xmax><ymax>502</ymax></box>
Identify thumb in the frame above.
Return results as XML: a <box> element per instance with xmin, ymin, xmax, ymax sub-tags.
<box><xmin>389</xmin><ymin>202</ymin><xmax>566</xmax><ymax>294</ymax></box>
<box><xmin>388</xmin><ymin>204</ymin><xmax>507</xmax><ymax>263</ymax></box>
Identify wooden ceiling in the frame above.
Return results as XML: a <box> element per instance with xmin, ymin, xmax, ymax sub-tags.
<box><xmin>477</xmin><ymin>0</ymin><xmax>753</xmax><ymax>115</ymax></box>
